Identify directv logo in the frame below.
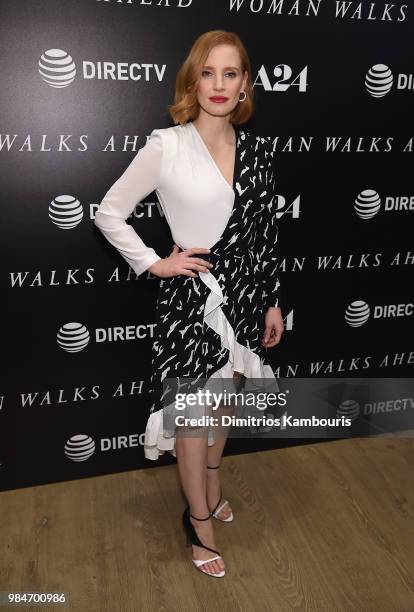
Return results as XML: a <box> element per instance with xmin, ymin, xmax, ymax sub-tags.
<box><xmin>365</xmin><ymin>63</ymin><xmax>414</xmax><ymax>97</ymax></box>
<box><xmin>38</xmin><ymin>48</ymin><xmax>165</xmax><ymax>88</ymax></box>
<box><xmin>345</xmin><ymin>301</ymin><xmax>413</xmax><ymax>326</ymax></box>
<box><xmin>64</xmin><ymin>433</ymin><xmax>145</xmax><ymax>461</ymax></box>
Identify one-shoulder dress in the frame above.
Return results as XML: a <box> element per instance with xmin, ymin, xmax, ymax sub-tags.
<box><xmin>94</xmin><ymin>121</ymin><xmax>282</xmax><ymax>460</ymax></box>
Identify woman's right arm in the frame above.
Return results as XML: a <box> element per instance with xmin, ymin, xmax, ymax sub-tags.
<box><xmin>94</xmin><ymin>129</ymin><xmax>163</xmax><ymax>277</ymax></box>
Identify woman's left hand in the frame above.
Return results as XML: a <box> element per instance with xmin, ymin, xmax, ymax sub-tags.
<box><xmin>262</xmin><ymin>307</ymin><xmax>284</xmax><ymax>348</ymax></box>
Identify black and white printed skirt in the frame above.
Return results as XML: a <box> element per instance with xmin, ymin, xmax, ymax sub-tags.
<box><xmin>143</xmin><ymin>164</ymin><xmax>282</xmax><ymax>460</ymax></box>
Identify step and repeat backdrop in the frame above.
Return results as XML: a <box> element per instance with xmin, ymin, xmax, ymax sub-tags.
<box><xmin>1</xmin><ymin>0</ymin><xmax>413</xmax><ymax>492</ymax></box>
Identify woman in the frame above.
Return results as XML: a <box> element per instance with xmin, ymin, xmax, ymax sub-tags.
<box><xmin>94</xmin><ymin>30</ymin><xmax>284</xmax><ymax>578</ymax></box>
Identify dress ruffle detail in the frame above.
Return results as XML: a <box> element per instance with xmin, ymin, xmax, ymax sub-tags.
<box><xmin>143</xmin><ymin>270</ymin><xmax>278</xmax><ymax>461</ymax></box>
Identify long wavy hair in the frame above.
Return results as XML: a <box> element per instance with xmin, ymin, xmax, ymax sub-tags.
<box><xmin>168</xmin><ymin>30</ymin><xmax>254</xmax><ymax>127</ymax></box>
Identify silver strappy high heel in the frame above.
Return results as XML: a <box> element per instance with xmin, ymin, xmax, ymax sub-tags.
<box><xmin>182</xmin><ymin>506</ymin><xmax>226</xmax><ymax>578</ymax></box>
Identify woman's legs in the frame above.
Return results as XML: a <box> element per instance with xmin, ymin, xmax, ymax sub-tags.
<box><xmin>175</xmin><ymin>372</ymin><xmax>241</xmax><ymax>572</ymax></box>
<box><xmin>206</xmin><ymin>370</ymin><xmax>242</xmax><ymax>518</ymax></box>
<box><xmin>176</xmin><ymin>420</ymin><xmax>225</xmax><ymax>574</ymax></box>
<box><xmin>175</xmin><ymin>370</ymin><xmax>242</xmax><ymax>574</ymax></box>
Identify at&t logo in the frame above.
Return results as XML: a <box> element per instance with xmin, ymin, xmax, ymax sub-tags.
<box><xmin>365</xmin><ymin>64</ymin><xmax>414</xmax><ymax>97</ymax></box>
<box><xmin>38</xmin><ymin>48</ymin><xmax>166</xmax><ymax>88</ymax></box>
<box><xmin>345</xmin><ymin>300</ymin><xmax>413</xmax><ymax>327</ymax></box>
<box><xmin>64</xmin><ymin>433</ymin><xmax>145</xmax><ymax>461</ymax></box>
<box><xmin>354</xmin><ymin>190</ymin><xmax>414</xmax><ymax>219</ymax></box>
<box><xmin>56</xmin><ymin>322</ymin><xmax>157</xmax><ymax>352</ymax></box>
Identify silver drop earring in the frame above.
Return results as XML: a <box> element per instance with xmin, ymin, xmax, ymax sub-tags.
<box><xmin>238</xmin><ymin>91</ymin><xmax>246</xmax><ymax>102</ymax></box>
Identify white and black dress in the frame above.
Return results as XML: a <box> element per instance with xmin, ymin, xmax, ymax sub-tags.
<box><xmin>94</xmin><ymin>121</ymin><xmax>282</xmax><ymax>460</ymax></box>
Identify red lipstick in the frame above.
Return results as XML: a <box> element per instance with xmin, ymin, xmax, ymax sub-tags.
<box><xmin>209</xmin><ymin>96</ymin><xmax>229</xmax><ymax>103</ymax></box>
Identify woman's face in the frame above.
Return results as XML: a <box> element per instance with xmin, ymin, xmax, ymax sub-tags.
<box><xmin>196</xmin><ymin>44</ymin><xmax>248</xmax><ymax>119</ymax></box>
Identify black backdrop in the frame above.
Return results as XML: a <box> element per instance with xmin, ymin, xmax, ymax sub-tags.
<box><xmin>1</xmin><ymin>0</ymin><xmax>413</xmax><ymax>492</ymax></box>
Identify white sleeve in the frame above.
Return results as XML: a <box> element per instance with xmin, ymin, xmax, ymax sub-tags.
<box><xmin>94</xmin><ymin>129</ymin><xmax>163</xmax><ymax>277</ymax></box>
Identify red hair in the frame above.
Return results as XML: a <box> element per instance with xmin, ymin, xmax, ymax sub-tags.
<box><xmin>168</xmin><ymin>30</ymin><xmax>254</xmax><ymax>126</ymax></box>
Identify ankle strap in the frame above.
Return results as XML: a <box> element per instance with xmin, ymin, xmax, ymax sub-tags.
<box><xmin>207</xmin><ymin>465</ymin><xmax>220</xmax><ymax>469</ymax></box>
<box><xmin>189</xmin><ymin>511</ymin><xmax>211</xmax><ymax>521</ymax></box>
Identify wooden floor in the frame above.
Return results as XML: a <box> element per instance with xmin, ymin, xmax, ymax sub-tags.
<box><xmin>1</xmin><ymin>434</ymin><xmax>414</xmax><ymax>612</ymax></box>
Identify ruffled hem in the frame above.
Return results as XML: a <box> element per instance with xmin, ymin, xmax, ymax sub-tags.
<box><xmin>143</xmin><ymin>409</ymin><xmax>216</xmax><ymax>460</ymax></box>
<box><xmin>143</xmin><ymin>269</ymin><xmax>277</xmax><ymax>461</ymax></box>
